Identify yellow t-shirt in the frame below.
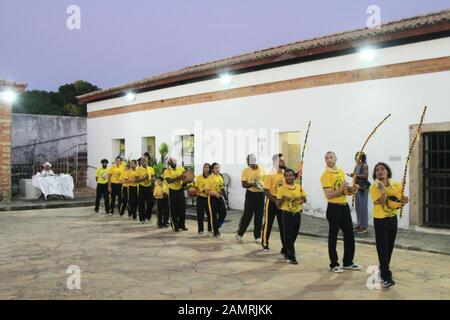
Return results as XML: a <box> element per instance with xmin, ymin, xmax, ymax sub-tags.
<box><xmin>126</xmin><ymin>169</ymin><xmax>138</xmax><ymax>187</ymax></box>
<box><xmin>136</xmin><ymin>166</ymin><xmax>155</xmax><ymax>187</ymax></box>
<box><xmin>122</xmin><ymin>169</ymin><xmax>131</xmax><ymax>187</ymax></box>
<box><xmin>370</xmin><ymin>179</ymin><xmax>403</xmax><ymax>219</ymax></box>
<box><xmin>263</xmin><ymin>169</ymin><xmax>285</xmax><ymax>197</ymax></box>
<box><xmin>205</xmin><ymin>174</ymin><xmax>225</xmax><ymax>195</ymax></box>
<box><xmin>163</xmin><ymin>166</ymin><xmax>185</xmax><ymax>190</ymax></box>
<box><xmin>96</xmin><ymin>167</ymin><xmax>109</xmax><ymax>184</ymax></box>
<box><xmin>277</xmin><ymin>184</ymin><xmax>307</xmax><ymax>213</ymax></box>
<box><xmin>241</xmin><ymin>166</ymin><xmax>265</xmax><ymax>193</ymax></box>
<box><xmin>195</xmin><ymin>175</ymin><xmax>209</xmax><ymax>197</ymax></box>
<box><xmin>109</xmin><ymin>165</ymin><xmax>125</xmax><ymax>184</ymax></box>
<box><xmin>154</xmin><ymin>183</ymin><xmax>169</xmax><ymax>199</ymax></box>
<box><xmin>320</xmin><ymin>167</ymin><xmax>348</xmax><ymax>204</ymax></box>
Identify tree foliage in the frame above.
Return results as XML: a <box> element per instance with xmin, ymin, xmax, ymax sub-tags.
<box><xmin>12</xmin><ymin>80</ymin><xmax>100</xmax><ymax>117</ymax></box>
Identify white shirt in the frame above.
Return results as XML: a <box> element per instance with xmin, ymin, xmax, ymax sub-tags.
<box><xmin>41</xmin><ymin>169</ymin><xmax>55</xmax><ymax>177</ymax></box>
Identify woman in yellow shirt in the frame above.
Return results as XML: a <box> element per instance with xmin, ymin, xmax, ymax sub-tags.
<box><xmin>154</xmin><ymin>177</ymin><xmax>170</xmax><ymax>228</ymax></box>
<box><xmin>194</xmin><ymin>163</ymin><xmax>211</xmax><ymax>235</ymax></box>
<box><xmin>276</xmin><ymin>169</ymin><xmax>307</xmax><ymax>265</ymax></box>
<box><xmin>205</xmin><ymin>163</ymin><xmax>227</xmax><ymax>238</ymax></box>
<box><xmin>370</xmin><ymin>162</ymin><xmax>409</xmax><ymax>288</ymax></box>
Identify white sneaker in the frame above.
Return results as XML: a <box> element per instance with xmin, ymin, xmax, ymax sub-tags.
<box><xmin>331</xmin><ymin>266</ymin><xmax>344</xmax><ymax>273</ymax></box>
<box><xmin>235</xmin><ymin>233</ymin><xmax>243</xmax><ymax>243</ymax></box>
<box><xmin>254</xmin><ymin>238</ymin><xmax>261</xmax><ymax>244</ymax></box>
<box><xmin>343</xmin><ymin>264</ymin><xmax>363</xmax><ymax>271</ymax></box>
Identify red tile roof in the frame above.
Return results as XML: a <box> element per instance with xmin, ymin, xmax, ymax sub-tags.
<box><xmin>78</xmin><ymin>9</ymin><xmax>450</xmax><ymax>103</ymax></box>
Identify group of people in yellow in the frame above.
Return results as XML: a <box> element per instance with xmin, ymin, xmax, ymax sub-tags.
<box><xmin>94</xmin><ymin>150</ymin><xmax>408</xmax><ymax>288</ymax></box>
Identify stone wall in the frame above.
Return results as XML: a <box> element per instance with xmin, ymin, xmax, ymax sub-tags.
<box><xmin>11</xmin><ymin>114</ymin><xmax>87</xmax><ymax>164</ymax></box>
<box><xmin>0</xmin><ymin>102</ymin><xmax>12</xmax><ymax>201</ymax></box>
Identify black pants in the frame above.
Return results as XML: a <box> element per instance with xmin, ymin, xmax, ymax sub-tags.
<box><xmin>156</xmin><ymin>198</ymin><xmax>169</xmax><ymax>226</ymax></box>
<box><xmin>169</xmin><ymin>189</ymin><xmax>186</xmax><ymax>231</ymax></box>
<box><xmin>237</xmin><ymin>190</ymin><xmax>264</xmax><ymax>239</ymax></box>
<box><xmin>110</xmin><ymin>183</ymin><xmax>122</xmax><ymax>214</ymax></box>
<box><xmin>281</xmin><ymin>211</ymin><xmax>301</xmax><ymax>259</ymax></box>
<box><xmin>262</xmin><ymin>198</ymin><xmax>285</xmax><ymax>249</ymax></box>
<box><xmin>208</xmin><ymin>196</ymin><xmax>227</xmax><ymax>236</ymax></box>
<box><xmin>138</xmin><ymin>186</ymin><xmax>153</xmax><ymax>222</ymax></box>
<box><xmin>197</xmin><ymin>196</ymin><xmax>212</xmax><ymax>233</ymax></box>
<box><xmin>326</xmin><ymin>203</ymin><xmax>355</xmax><ymax>268</ymax></box>
<box><xmin>95</xmin><ymin>183</ymin><xmax>110</xmax><ymax>212</ymax></box>
<box><xmin>120</xmin><ymin>186</ymin><xmax>129</xmax><ymax>215</ymax></box>
<box><xmin>128</xmin><ymin>186</ymin><xmax>138</xmax><ymax>219</ymax></box>
<box><xmin>374</xmin><ymin>216</ymin><xmax>398</xmax><ymax>281</ymax></box>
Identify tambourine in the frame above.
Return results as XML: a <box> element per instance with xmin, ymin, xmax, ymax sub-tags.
<box><xmin>181</xmin><ymin>171</ymin><xmax>194</xmax><ymax>183</ymax></box>
<box><xmin>187</xmin><ymin>186</ymin><xmax>197</xmax><ymax>197</ymax></box>
<box><xmin>387</xmin><ymin>196</ymin><xmax>403</xmax><ymax>210</ymax></box>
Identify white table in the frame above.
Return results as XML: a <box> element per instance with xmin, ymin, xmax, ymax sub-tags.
<box><xmin>32</xmin><ymin>174</ymin><xmax>75</xmax><ymax>199</ymax></box>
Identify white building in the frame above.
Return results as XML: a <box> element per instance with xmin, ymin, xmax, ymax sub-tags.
<box><xmin>79</xmin><ymin>10</ymin><xmax>450</xmax><ymax>229</ymax></box>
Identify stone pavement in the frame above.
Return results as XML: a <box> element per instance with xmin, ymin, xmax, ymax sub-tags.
<box><xmin>207</xmin><ymin>209</ymin><xmax>450</xmax><ymax>256</ymax></box>
<box><xmin>0</xmin><ymin>207</ymin><xmax>449</xmax><ymax>300</ymax></box>
<box><xmin>0</xmin><ymin>187</ymin><xmax>95</xmax><ymax>212</ymax></box>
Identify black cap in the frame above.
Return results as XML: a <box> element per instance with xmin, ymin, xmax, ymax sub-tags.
<box><xmin>101</xmin><ymin>159</ymin><xmax>109</xmax><ymax>164</ymax></box>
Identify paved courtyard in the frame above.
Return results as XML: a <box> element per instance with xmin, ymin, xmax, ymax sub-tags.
<box><xmin>0</xmin><ymin>207</ymin><xmax>449</xmax><ymax>300</ymax></box>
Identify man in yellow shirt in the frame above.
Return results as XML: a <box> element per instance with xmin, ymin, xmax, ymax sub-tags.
<box><xmin>276</xmin><ymin>169</ymin><xmax>307</xmax><ymax>265</ymax></box>
<box><xmin>135</xmin><ymin>157</ymin><xmax>155</xmax><ymax>224</ymax></box>
<box><xmin>320</xmin><ymin>151</ymin><xmax>361</xmax><ymax>273</ymax></box>
<box><xmin>370</xmin><ymin>162</ymin><xmax>409</xmax><ymax>288</ymax></box>
<box><xmin>125</xmin><ymin>160</ymin><xmax>139</xmax><ymax>220</ymax></box>
<box><xmin>164</xmin><ymin>157</ymin><xmax>187</xmax><ymax>232</ymax></box>
<box><xmin>108</xmin><ymin>156</ymin><xmax>125</xmax><ymax>215</ymax></box>
<box><xmin>119</xmin><ymin>164</ymin><xmax>131</xmax><ymax>217</ymax></box>
<box><xmin>261</xmin><ymin>153</ymin><xmax>286</xmax><ymax>253</ymax></box>
<box><xmin>95</xmin><ymin>159</ymin><xmax>110</xmax><ymax>214</ymax></box>
<box><xmin>236</xmin><ymin>154</ymin><xmax>265</xmax><ymax>243</ymax></box>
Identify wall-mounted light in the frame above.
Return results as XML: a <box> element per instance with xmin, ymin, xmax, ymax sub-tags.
<box><xmin>359</xmin><ymin>47</ymin><xmax>376</xmax><ymax>61</ymax></box>
<box><xmin>219</xmin><ymin>73</ymin><xmax>232</xmax><ymax>85</ymax></box>
<box><xmin>126</xmin><ymin>92</ymin><xmax>136</xmax><ymax>101</ymax></box>
<box><xmin>0</xmin><ymin>89</ymin><xmax>18</xmax><ymax>104</ymax></box>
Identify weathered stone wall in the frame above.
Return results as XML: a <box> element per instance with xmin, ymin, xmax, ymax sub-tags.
<box><xmin>11</xmin><ymin>114</ymin><xmax>86</xmax><ymax>164</ymax></box>
<box><xmin>0</xmin><ymin>102</ymin><xmax>12</xmax><ymax>201</ymax></box>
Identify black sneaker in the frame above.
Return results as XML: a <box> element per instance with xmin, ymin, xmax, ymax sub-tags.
<box><xmin>289</xmin><ymin>257</ymin><xmax>299</xmax><ymax>265</ymax></box>
<box><xmin>181</xmin><ymin>227</ymin><xmax>188</xmax><ymax>231</ymax></box>
<box><xmin>262</xmin><ymin>246</ymin><xmax>270</xmax><ymax>252</ymax></box>
<box><xmin>214</xmin><ymin>233</ymin><xmax>221</xmax><ymax>238</ymax></box>
<box><xmin>94</xmin><ymin>209</ymin><xmax>99</xmax><ymax>213</ymax></box>
<box><xmin>382</xmin><ymin>279</ymin><xmax>396</xmax><ymax>288</ymax></box>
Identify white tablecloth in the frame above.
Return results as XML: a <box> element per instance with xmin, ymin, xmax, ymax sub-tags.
<box><xmin>32</xmin><ymin>175</ymin><xmax>75</xmax><ymax>199</ymax></box>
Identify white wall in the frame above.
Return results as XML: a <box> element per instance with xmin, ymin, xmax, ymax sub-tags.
<box><xmin>87</xmin><ymin>37</ymin><xmax>450</xmax><ymax>229</ymax></box>
<box><xmin>87</xmin><ymin>69</ymin><xmax>450</xmax><ymax>229</ymax></box>
<box><xmin>87</xmin><ymin>37</ymin><xmax>450</xmax><ymax>113</ymax></box>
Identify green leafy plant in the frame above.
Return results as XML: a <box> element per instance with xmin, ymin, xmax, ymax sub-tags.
<box><xmin>153</xmin><ymin>143</ymin><xmax>169</xmax><ymax>177</ymax></box>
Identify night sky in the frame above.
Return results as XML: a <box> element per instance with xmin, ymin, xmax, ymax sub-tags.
<box><xmin>1</xmin><ymin>0</ymin><xmax>449</xmax><ymax>90</ymax></box>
